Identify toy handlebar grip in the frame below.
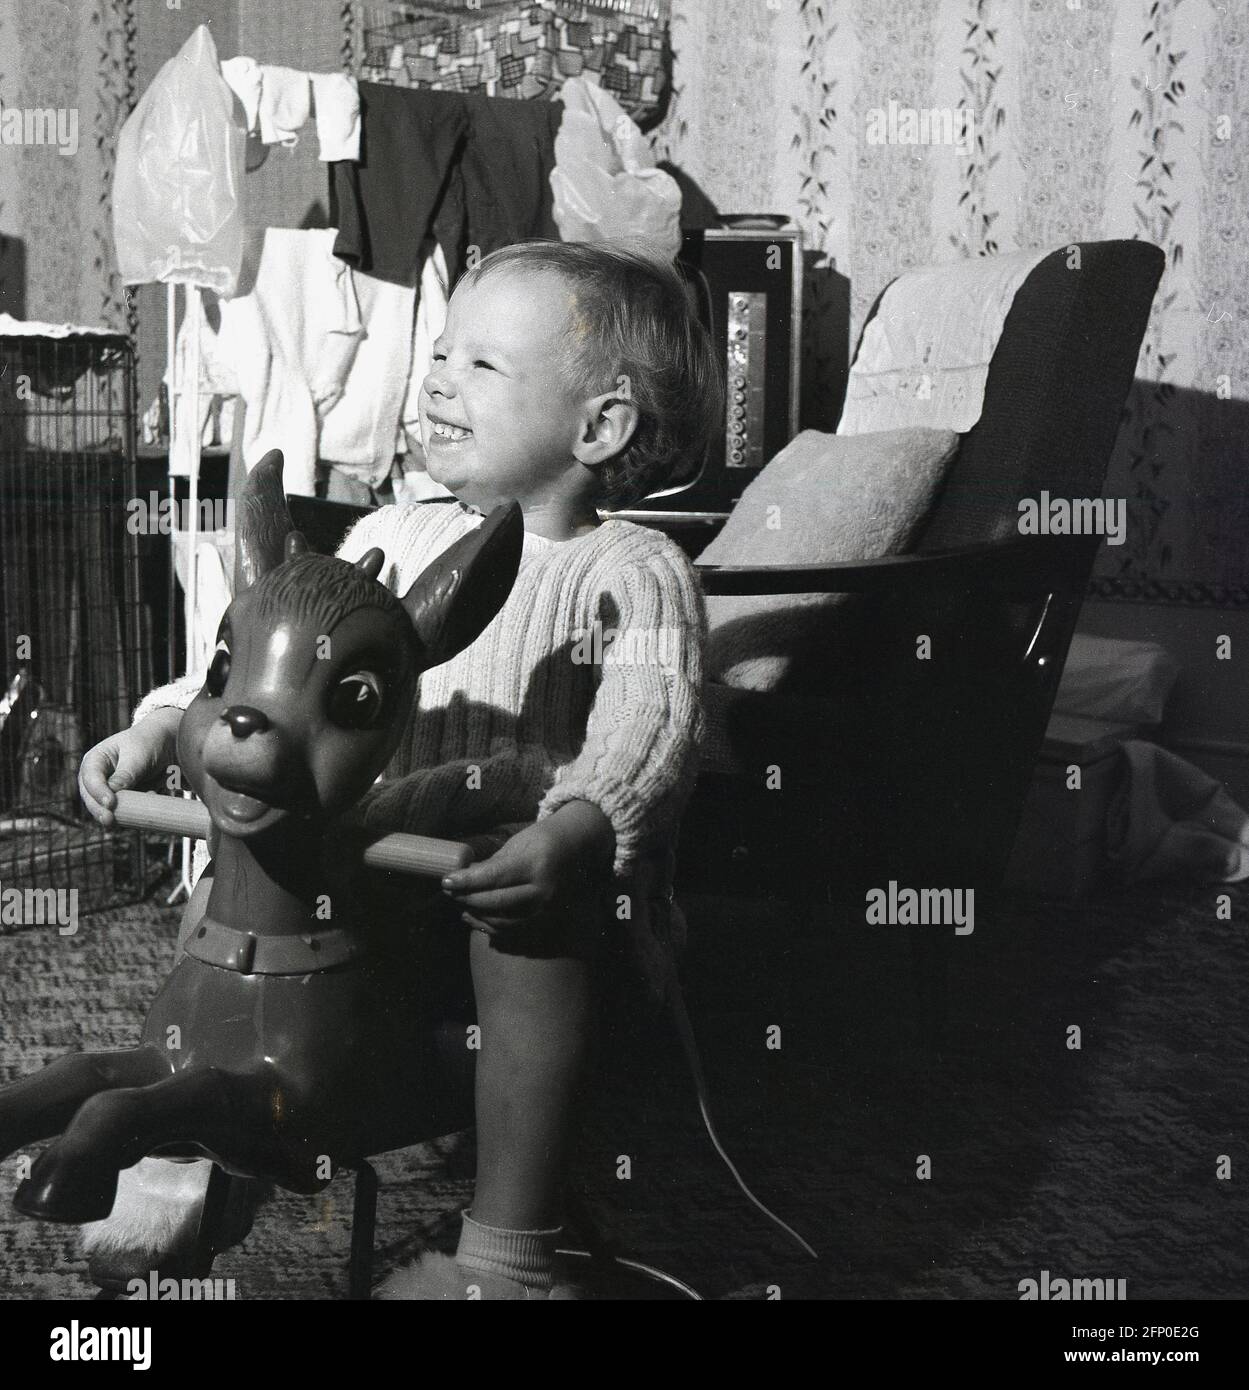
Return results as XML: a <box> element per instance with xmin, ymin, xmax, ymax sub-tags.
<box><xmin>359</xmin><ymin>833</ymin><xmax>474</xmax><ymax>876</ymax></box>
<box><xmin>111</xmin><ymin>790</ymin><xmax>475</xmax><ymax>877</ymax></box>
<box><xmin>113</xmin><ymin>789</ymin><xmax>209</xmax><ymax>839</ymax></box>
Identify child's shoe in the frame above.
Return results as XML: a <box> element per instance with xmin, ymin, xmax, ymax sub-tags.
<box><xmin>376</xmin><ymin>1210</ymin><xmax>588</xmax><ymax>1299</ymax></box>
<box><xmin>375</xmin><ymin>1250</ymin><xmax>588</xmax><ymax>1300</ymax></box>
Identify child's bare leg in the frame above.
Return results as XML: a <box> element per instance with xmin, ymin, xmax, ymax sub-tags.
<box><xmin>467</xmin><ymin>913</ymin><xmax>601</xmax><ymax>1230</ymax></box>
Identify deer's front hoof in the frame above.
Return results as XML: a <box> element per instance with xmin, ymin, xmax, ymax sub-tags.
<box><xmin>15</xmin><ymin>1156</ymin><xmax>118</xmax><ymax>1224</ymax></box>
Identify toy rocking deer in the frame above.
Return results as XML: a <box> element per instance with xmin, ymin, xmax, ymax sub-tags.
<box><xmin>0</xmin><ymin>450</ymin><xmax>523</xmax><ymax>1227</ymax></box>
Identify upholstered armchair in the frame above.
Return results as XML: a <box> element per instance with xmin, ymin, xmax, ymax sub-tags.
<box><xmin>672</xmin><ymin>240</ymin><xmax>1165</xmax><ymax>924</ymax></box>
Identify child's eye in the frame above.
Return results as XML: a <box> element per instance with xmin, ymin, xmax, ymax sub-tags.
<box><xmin>473</xmin><ymin>360</ymin><xmax>495</xmax><ymax>371</ymax></box>
<box><xmin>432</xmin><ymin>352</ymin><xmax>446</xmax><ymax>363</ymax></box>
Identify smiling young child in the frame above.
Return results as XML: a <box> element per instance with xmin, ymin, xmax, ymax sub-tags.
<box><xmin>82</xmin><ymin>240</ymin><xmax>723</xmax><ymax>1298</ymax></box>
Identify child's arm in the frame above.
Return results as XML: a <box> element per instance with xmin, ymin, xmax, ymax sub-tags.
<box><xmin>341</xmin><ymin>745</ymin><xmax>556</xmax><ymax>838</ymax></box>
<box><xmin>80</xmin><ymin>705</ymin><xmax>191</xmax><ymax>827</ymax></box>
<box><xmin>336</xmin><ymin>502</ymin><xmax>568</xmax><ymax>838</ymax></box>
<box><xmin>440</xmin><ymin>798</ymin><xmax>616</xmax><ymax>937</ymax></box>
<box><xmin>535</xmin><ymin>542</ymin><xmax>706</xmax><ymax>877</ymax></box>
<box><xmin>445</xmin><ymin>539</ymin><xmax>705</xmax><ymax>929</ymax></box>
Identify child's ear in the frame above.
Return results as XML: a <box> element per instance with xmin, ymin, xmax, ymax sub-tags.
<box><xmin>572</xmin><ymin>390</ymin><xmax>640</xmax><ymax>468</ymax></box>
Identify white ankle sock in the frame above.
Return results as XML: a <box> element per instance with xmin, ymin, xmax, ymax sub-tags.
<box><xmin>455</xmin><ymin>1209</ymin><xmax>562</xmax><ymax>1290</ymax></box>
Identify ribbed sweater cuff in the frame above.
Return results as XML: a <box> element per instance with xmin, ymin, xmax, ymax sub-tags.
<box><xmin>131</xmin><ymin>673</ymin><xmax>205</xmax><ymax>728</ymax></box>
<box><xmin>539</xmin><ymin>779</ymin><xmax>642</xmax><ymax>878</ymax></box>
<box><xmin>455</xmin><ymin>1210</ymin><xmax>562</xmax><ymax>1290</ymax></box>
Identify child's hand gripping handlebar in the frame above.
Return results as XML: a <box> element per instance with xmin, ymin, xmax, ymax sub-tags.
<box><xmin>111</xmin><ymin>789</ymin><xmax>475</xmax><ymax>878</ymax></box>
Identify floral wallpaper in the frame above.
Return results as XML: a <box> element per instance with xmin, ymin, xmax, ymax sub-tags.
<box><xmin>651</xmin><ymin>0</ymin><xmax>1249</xmax><ymax>596</ymax></box>
<box><xmin>0</xmin><ymin>0</ymin><xmax>136</xmax><ymax>332</ymax></box>
<box><xmin>1</xmin><ymin>1</ymin><xmax>1243</xmax><ymax>594</ymax></box>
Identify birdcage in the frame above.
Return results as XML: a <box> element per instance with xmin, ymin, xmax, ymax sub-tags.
<box><xmin>0</xmin><ymin>330</ymin><xmax>155</xmax><ymax>924</ymax></box>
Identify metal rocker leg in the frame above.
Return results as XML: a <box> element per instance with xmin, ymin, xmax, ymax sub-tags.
<box><xmin>348</xmin><ymin>1161</ymin><xmax>379</xmax><ymax>1301</ymax></box>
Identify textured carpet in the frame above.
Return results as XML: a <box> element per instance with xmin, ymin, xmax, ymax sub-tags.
<box><xmin>1</xmin><ymin>877</ymin><xmax>1246</xmax><ymax>1300</ymax></box>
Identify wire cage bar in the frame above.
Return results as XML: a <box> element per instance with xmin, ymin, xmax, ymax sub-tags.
<box><xmin>0</xmin><ymin>331</ymin><xmax>155</xmax><ymax>924</ymax></box>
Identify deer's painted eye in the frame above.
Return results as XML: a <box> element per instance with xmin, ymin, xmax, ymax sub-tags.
<box><xmin>205</xmin><ymin>641</ymin><xmax>230</xmax><ymax>698</ymax></box>
<box><xmin>329</xmin><ymin>670</ymin><xmax>384</xmax><ymax>730</ymax></box>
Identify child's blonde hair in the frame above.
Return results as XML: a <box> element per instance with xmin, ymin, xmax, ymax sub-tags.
<box><xmin>461</xmin><ymin>239</ymin><xmax>724</xmax><ymax>507</ymax></box>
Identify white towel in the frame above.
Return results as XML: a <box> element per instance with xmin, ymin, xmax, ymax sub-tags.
<box><xmin>223</xmin><ymin>59</ymin><xmax>354</xmax><ymax>156</ymax></box>
<box><xmin>393</xmin><ymin>244</ymin><xmax>454</xmax><ymax>499</ymax></box>
<box><xmin>402</xmin><ymin>244</ymin><xmax>450</xmax><ymax>444</ymax></box>
<box><xmin>215</xmin><ymin>228</ymin><xmax>364</xmax><ymax>495</ymax></box>
<box><xmin>837</xmin><ymin>245</ymin><xmax>1057</xmax><ymax>436</ymax></box>
<box><xmin>220</xmin><ymin>56</ymin><xmax>262</xmax><ymax>133</ymax></box>
<box><xmin>256</xmin><ymin>64</ymin><xmax>311</xmax><ymax>147</ymax></box>
<box><xmin>182</xmin><ymin>229</ymin><xmax>417</xmax><ymax>494</ymax></box>
<box><xmin>311</xmin><ymin>72</ymin><xmax>360</xmax><ymax>161</ymax></box>
<box><xmin>318</xmin><ymin>268</ymin><xmax>417</xmax><ymax>488</ymax></box>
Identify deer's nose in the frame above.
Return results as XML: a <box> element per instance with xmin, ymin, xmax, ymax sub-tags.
<box><xmin>222</xmin><ymin>706</ymin><xmax>271</xmax><ymax>738</ymax></box>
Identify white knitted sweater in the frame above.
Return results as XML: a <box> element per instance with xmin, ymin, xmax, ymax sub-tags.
<box><xmin>133</xmin><ymin>500</ymin><xmax>707</xmax><ymax>882</ymax></box>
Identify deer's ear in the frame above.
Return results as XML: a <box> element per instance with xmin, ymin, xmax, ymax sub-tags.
<box><xmin>399</xmin><ymin>503</ymin><xmax>523</xmax><ymax>669</ymax></box>
<box><xmin>234</xmin><ymin>449</ymin><xmax>298</xmax><ymax>592</ymax></box>
<box><xmin>355</xmin><ymin>547</ymin><xmax>386</xmax><ymax>582</ymax></box>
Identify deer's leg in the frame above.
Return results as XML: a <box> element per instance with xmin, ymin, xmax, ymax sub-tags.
<box><xmin>15</xmin><ymin>1068</ymin><xmax>260</xmax><ymax>1225</ymax></box>
<box><xmin>0</xmin><ymin>1046</ymin><xmax>168</xmax><ymax>1162</ymax></box>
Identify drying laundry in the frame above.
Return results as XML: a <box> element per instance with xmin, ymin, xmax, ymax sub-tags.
<box><xmin>311</xmin><ymin>72</ymin><xmax>361</xmax><ymax>161</ymax></box>
<box><xmin>221</xmin><ymin>58</ymin><xmax>359</xmax><ymax>160</ymax></box>
<box><xmin>319</xmin><ymin>265</ymin><xmax>419</xmax><ymax>489</ymax></box>
<box><xmin>255</xmin><ymin>64</ymin><xmax>311</xmax><ymax>147</ymax></box>
<box><xmin>329</xmin><ymin>83</ymin><xmax>562</xmax><ymax>289</ymax></box>
<box><xmin>394</xmin><ymin>242</ymin><xmax>454</xmax><ymax>502</ymax></box>
<box><xmin>220</xmin><ymin>56</ymin><xmax>262</xmax><ymax>132</ymax></box>
<box><xmin>218</xmin><ymin>228</ymin><xmax>361</xmax><ymax>495</ymax></box>
<box><xmin>180</xmin><ymin>227</ymin><xmax>413</xmax><ymax>496</ymax></box>
<box><xmin>403</xmin><ymin>241</ymin><xmax>451</xmax><ymax>448</ymax></box>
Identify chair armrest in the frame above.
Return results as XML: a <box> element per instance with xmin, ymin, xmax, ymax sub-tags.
<box><xmin>604</xmin><ymin>509</ymin><xmax>730</xmax><ymax>528</ymax></box>
<box><xmin>696</xmin><ymin>534</ymin><xmax>1101</xmax><ymax>599</ymax></box>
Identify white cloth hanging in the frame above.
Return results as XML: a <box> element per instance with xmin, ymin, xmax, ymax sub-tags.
<box><xmin>177</xmin><ymin>228</ymin><xmax>420</xmax><ymax>495</ymax></box>
<box><xmin>171</xmin><ymin>529</ymin><xmax>233</xmax><ymax>677</ymax></box>
<box><xmin>393</xmin><ymin>243</ymin><xmax>454</xmax><ymax>502</ymax></box>
<box><xmin>256</xmin><ymin>65</ymin><xmax>311</xmax><ymax>147</ymax></box>
<box><xmin>220</xmin><ymin>56</ymin><xmax>262</xmax><ymax>132</ymax></box>
<box><xmin>221</xmin><ymin>56</ymin><xmax>360</xmax><ymax>161</ymax></box>
<box><xmin>311</xmin><ymin>72</ymin><xmax>361</xmax><ymax>161</ymax></box>
<box><xmin>210</xmin><ymin>228</ymin><xmax>364</xmax><ymax>495</ymax></box>
<box><xmin>319</xmin><ymin>267</ymin><xmax>419</xmax><ymax>488</ymax></box>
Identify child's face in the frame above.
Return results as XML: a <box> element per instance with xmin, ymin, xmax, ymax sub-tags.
<box><xmin>418</xmin><ymin>268</ymin><xmax>593</xmax><ymax>515</ymax></box>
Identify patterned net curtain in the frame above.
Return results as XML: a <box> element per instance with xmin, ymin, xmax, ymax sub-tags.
<box><xmin>351</xmin><ymin>1</ymin><xmax>672</xmax><ymax>127</ymax></box>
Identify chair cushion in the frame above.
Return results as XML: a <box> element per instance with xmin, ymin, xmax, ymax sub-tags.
<box><xmin>696</xmin><ymin>427</ymin><xmax>959</xmax><ymax>691</ymax></box>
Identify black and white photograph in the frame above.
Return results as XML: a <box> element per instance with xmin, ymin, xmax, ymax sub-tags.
<box><xmin>0</xmin><ymin>0</ymin><xmax>1243</xmax><ymax>1349</ymax></box>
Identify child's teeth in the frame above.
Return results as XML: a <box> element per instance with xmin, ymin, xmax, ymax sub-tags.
<box><xmin>433</xmin><ymin>422</ymin><xmax>469</xmax><ymax>441</ymax></box>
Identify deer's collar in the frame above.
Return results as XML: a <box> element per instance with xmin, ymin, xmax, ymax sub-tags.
<box><xmin>184</xmin><ymin>914</ymin><xmax>363</xmax><ymax>975</ymax></box>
